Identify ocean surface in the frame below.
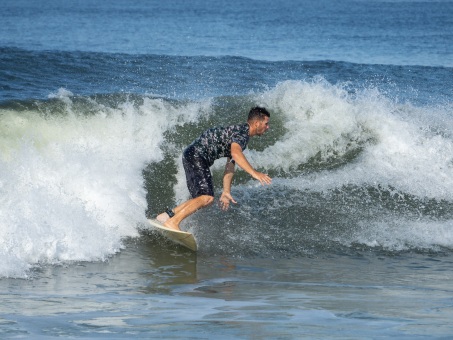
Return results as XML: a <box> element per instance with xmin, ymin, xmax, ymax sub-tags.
<box><xmin>1</xmin><ymin>0</ymin><xmax>453</xmax><ymax>338</ymax></box>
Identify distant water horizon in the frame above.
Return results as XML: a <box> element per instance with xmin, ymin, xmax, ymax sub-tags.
<box><xmin>1</xmin><ymin>0</ymin><xmax>452</xmax><ymax>67</ymax></box>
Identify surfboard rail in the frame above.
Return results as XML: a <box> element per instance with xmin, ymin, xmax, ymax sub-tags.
<box><xmin>147</xmin><ymin>219</ymin><xmax>197</xmax><ymax>251</ymax></box>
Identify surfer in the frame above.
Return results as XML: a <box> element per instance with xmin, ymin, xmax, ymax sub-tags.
<box><xmin>157</xmin><ymin>106</ymin><xmax>272</xmax><ymax>231</ymax></box>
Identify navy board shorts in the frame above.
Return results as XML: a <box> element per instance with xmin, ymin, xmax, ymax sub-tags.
<box><xmin>182</xmin><ymin>147</ymin><xmax>215</xmax><ymax>198</ymax></box>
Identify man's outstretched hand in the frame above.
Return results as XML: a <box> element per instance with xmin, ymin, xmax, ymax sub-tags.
<box><xmin>219</xmin><ymin>192</ymin><xmax>238</xmax><ymax>211</ymax></box>
<box><xmin>252</xmin><ymin>171</ymin><xmax>272</xmax><ymax>186</ymax></box>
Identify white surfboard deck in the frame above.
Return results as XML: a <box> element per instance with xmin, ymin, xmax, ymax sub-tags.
<box><xmin>147</xmin><ymin>219</ymin><xmax>197</xmax><ymax>251</ymax></box>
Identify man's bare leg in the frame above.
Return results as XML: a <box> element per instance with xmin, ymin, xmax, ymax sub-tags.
<box><xmin>156</xmin><ymin>199</ymin><xmax>199</xmax><ymax>224</ymax></box>
<box><xmin>158</xmin><ymin>195</ymin><xmax>214</xmax><ymax>231</ymax></box>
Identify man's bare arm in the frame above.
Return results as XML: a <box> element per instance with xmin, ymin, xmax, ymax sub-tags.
<box><xmin>230</xmin><ymin>142</ymin><xmax>272</xmax><ymax>185</ymax></box>
<box><xmin>219</xmin><ymin>158</ymin><xmax>237</xmax><ymax>210</ymax></box>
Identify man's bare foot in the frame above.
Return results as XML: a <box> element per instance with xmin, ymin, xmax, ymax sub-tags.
<box><xmin>163</xmin><ymin>220</ymin><xmax>181</xmax><ymax>231</ymax></box>
<box><xmin>156</xmin><ymin>212</ymin><xmax>170</xmax><ymax>223</ymax></box>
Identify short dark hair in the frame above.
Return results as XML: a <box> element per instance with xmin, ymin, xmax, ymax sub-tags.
<box><xmin>248</xmin><ymin>106</ymin><xmax>270</xmax><ymax>122</ymax></box>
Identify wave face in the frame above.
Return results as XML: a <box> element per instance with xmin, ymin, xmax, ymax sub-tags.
<box><xmin>1</xmin><ymin>74</ymin><xmax>453</xmax><ymax>277</ymax></box>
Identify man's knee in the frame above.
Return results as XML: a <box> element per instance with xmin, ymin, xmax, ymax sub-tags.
<box><xmin>200</xmin><ymin>195</ymin><xmax>215</xmax><ymax>207</ymax></box>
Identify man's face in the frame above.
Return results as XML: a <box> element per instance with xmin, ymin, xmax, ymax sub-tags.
<box><xmin>255</xmin><ymin>116</ymin><xmax>270</xmax><ymax>136</ymax></box>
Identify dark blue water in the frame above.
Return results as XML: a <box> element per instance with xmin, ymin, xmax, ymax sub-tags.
<box><xmin>2</xmin><ymin>0</ymin><xmax>452</xmax><ymax>66</ymax></box>
<box><xmin>1</xmin><ymin>0</ymin><xmax>453</xmax><ymax>338</ymax></box>
<box><xmin>1</xmin><ymin>48</ymin><xmax>452</xmax><ymax>106</ymax></box>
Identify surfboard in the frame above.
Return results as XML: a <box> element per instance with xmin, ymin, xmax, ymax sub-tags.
<box><xmin>147</xmin><ymin>219</ymin><xmax>197</xmax><ymax>251</ymax></box>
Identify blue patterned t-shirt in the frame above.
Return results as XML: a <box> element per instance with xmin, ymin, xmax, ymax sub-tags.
<box><xmin>184</xmin><ymin>123</ymin><xmax>250</xmax><ymax>166</ymax></box>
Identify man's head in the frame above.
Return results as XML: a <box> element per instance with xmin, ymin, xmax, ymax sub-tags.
<box><xmin>248</xmin><ymin>106</ymin><xmax>270</xmax><ymax>136</ymax></box>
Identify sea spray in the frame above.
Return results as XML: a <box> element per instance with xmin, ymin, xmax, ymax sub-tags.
<box><xmin>245</xmin><ymin>79</ymin><xmax>453</xmax><ymax>201</ymax></box>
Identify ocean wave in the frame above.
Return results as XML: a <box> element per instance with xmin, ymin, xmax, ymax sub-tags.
<box><xmin>1</xmin><ymin>79</ymin><xmax>452</xmax><ymax>277</ymax></box>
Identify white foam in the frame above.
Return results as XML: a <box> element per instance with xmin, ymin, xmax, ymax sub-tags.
<box><xmin>0</xmin><ymin>91</ymin><xmax>212</xmax><ymax>278</ymax></box>
<box><xmin>348</xmin><ymin>219</ymin><xmax>453</xmax><ymax>252</ymax></box>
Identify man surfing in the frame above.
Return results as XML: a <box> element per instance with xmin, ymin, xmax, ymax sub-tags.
<box><xmin>156</xmin><ymin>106</ymin><xmax>272</xmax><ymax>231</ymax></box>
